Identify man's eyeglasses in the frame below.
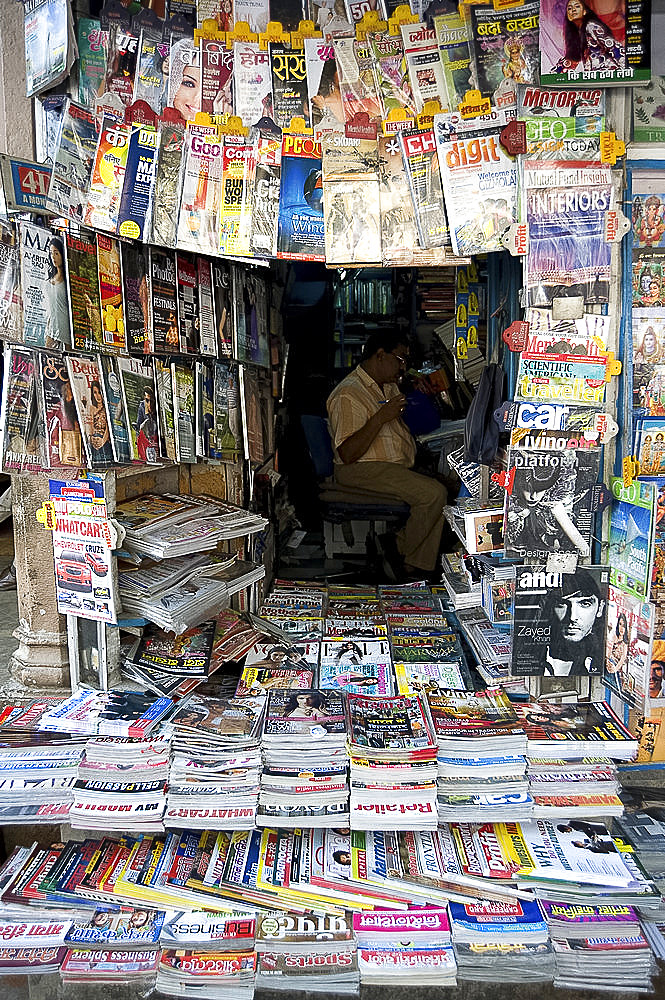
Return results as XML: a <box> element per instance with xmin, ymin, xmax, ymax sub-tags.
<box><xmin>390</xmin><ymin>351</ymin><xmax>408</xmax><ymax>367</ymax></box>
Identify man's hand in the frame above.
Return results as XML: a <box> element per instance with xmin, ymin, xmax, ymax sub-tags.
<box><xmin>377</xmin><ymin>394</ymin><xmax>406</xmax><ymax>424</ymax></box>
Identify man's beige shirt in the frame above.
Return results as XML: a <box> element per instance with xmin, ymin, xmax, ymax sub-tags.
<box><xmin>327</xmin><ymin>365</ymin><xmax>416</xmax><ymax>466</ymax></box>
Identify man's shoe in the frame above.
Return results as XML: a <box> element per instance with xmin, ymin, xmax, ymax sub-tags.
<box><xmin>0</xmin><ymin>563</ymin><xmax>16</xmax><ymax>591</ymax></box>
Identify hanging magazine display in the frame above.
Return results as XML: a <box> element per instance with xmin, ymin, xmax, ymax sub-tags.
<box><xmin>212</xmin><ymin>361</ymin><xmax>243</xmax><ymax>462</ymax></box>
<box><xmin>322</xmin><ymin>133</ymin><xmax>381</xmax><ymax>265</ymax></box>
<box><xmin>24</xmin><ymin>0</ymin><xmax>73</xmax><ymax>97</ymax></box>
<box><xmin>64</xmin><ymin>229</ymin><xmax>103</xmax><ymax>353</ymax></box>
<box><xmin>0</xmin><ymin>347</ymin><xmax>44</xmax><ymax>474</ymax></box>
<box><xmin>19</xmin><ymin>221</ymin><xmax>53</xmax><ymax>348</ymax></box>
<box><xmin>467</xmin><ymin>2</ymin><xmax>540</xmax><ymax>112</ymax></box>
<box><xmin>118</xmin><ymin>357</ymin><xmax>159</xmax><ymax>463</ymax></box>
<box><xmin>46</xmin><ymin>99</ymin><xmax>99</xmax><ymax>221</ymax></box>
<box><xmin>67</xmin><ymin>355</ymin><xmax>115</xmax><ymax>467</ymax></box>
<box><xmin>604</xmin><ymin>584</ymin><xmax>654</xmax><ymax>709</ymax></box>
<box><xmin>277</xmin><ymin>133</ymin><xmax>325</xmax><ymax>261</ymax></box>
<box><xmin>0</xmin><ymin>223</ymin><xmax>21</xmax><ymax>342</ymax></box>
<box><xmin>511</xmin><ymin>564</ymin><xmax>610</xmax><ymax>676</ymax></box>
<box><xmin>39</xmin><ymin>350</ymin><xmax>84</xmax><ymax>469</ymax></box>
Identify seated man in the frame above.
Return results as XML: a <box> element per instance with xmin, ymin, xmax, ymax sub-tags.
<box><xmin>326</xmin><ymin>330</ymin><xmax>446</xmax><ymax>579</ymax></box>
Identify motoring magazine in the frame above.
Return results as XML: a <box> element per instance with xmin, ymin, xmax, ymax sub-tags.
<box><xmin>434</xmin><ymin>109</ymin><xmax>518</xmax><ymax>257</ymax></box>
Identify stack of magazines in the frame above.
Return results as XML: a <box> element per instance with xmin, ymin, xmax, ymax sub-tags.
<box><xmin>156</xmin><ymin>948</ymin><xmax>257</xmax><ymax>999</ymax></box>
<box><xmin>0</xmin><ymin>914</ymin><xmax>71</xmax><ymax>975</ymax></box>
<box><xmin>346</xmin><ymin>694</ymin><xmax>439</xmax><ymax>830</ymax></box>
<box><xmin>0</xmin><ymin>739</ymin><xmax>84</xmax><ymax>826</ymax></box>
<box><xmin>355</xmin><ymin>909</ymin><xmax>457</xmax><ymax>985</ymax></box>
<box><xmin>544</xmin><ymin>901</ymin><xmax>655</xmax><ymax>993</ymax></box>
<box><xmin>69</xmin><ymin>735</ymin><xmax>170</xmax><ymax>832</ymax></box>
<box><xmin>237</xmin><ymin>638</ymin><xmax>319</xmax><ymax>695</ymax></box>
<box><xmin>527</xmin><ymin>754</ymin><xmax>623</xmax><ymax>820</ymax></box>
<box><xmin>255</xmin><ymin>910</ymin><xmax>358</xmax><ymax>995</ymax></box>
<box><xmin>259</xmin><ymin>689</ymin><xmax>349</xmax><ymax>828</ymax></box>
<box><xmin>60</xmin><ymin>946</ymin><xmax>161</xmax><ymax>984</ymax></box>
<box><xmin>257</xmin><ymin>585</ymin><xmax>325</xmax><ymax>641</ymax></box>
<box><xmin>38</xmin><ymin>689</ymin><xmax>174</xmax><ymax>738</ymax></box>
<box><xmin>428</xmin><ymin>688</ymin><xmax>531</xmax><ymax>823</ymax></box>
<box><xmin>65</xmin><ymin>907</ymin><xmax>165</xmax><ymax>951</ymax></box>
<box><xmin>165</xmin><ymin>695</ymin><xmax>265</xmax><ymax>830</ymax></box>
<box><xmin>160</xmin><ymin>910</ymin><xmax>256</xmax><ymax>953</ymax></box>
<box><xmin>450</xmin><ymin>899</ymin><xmax>555</xmax><ymax>983</ymax></box>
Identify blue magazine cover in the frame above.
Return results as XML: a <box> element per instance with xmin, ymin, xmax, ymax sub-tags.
<box><xmin>277</xmin><ymin>133</ymin><xmax>325</xmax><ymax>261</ymax></box>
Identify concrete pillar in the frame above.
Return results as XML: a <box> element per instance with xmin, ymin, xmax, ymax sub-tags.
<box><xmin>10</xmin><ymin>474</ymin><xmax>69</xmax><ymax>689</ymax></box>
<box><xmin>0</xmin><ymin>1</ymin><xmax>35</xmax><ymax>161</ymax></box>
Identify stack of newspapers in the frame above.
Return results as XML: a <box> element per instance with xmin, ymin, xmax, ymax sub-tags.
<box><xmin>0</xmin><ymin>913</ymin><xmax>71</xmax><ymax>974</ymax></box>
<box><xmin>346</xmin><ymin>693</ymin><xmax>439</xmax><ymax>830</ymax></box>
<box><xmin>355</xmin><ymin>909</ymin><xmax>457</xmax><ymax>986</ymax></box>
<box><xmin>259</xmin><ymin>689</ymin><xmax>349</xmax><ymax>828</ymax></box>
<box><xmin>160</xmin><ymin>910</ymin><xmax>256</xmax><ymax>953</ymax></box>
<box><xmin>543</xmin><ymin>900</ymin><xmax>655</xmax><ymax>993</ymax></box>
<box><xmin>69</xmin><ymin>735</ymin><xmax>170</xmax><ymax>832</ymax></box>
<box><xmin>60</xmin><ymin>945</ymin><xmax>161</xmax><ymax>984</ymax></box>
<box><xmin>255</xmin><ymin>910</ymin><xmax>358</xmax><ymax>995</ymax></box>
<box><xmin>450</xmin><ymin>898</ymin><xmax>555</xmax><ymax>983</ymax></box>
<box><xmin>165</xmin><ymin>695</ymin><xmax>265</xmax><ymax>830</ymax></box>
<box><xmin>62</xmin><ymin>907</ymin><xmax>164</xmax><ymax>985</ymax></box>
<box><xmin>156</xmin><ymin>948</ymin><xmax>256</xmax><ymax>999</ymax></box>
<box><xmin>428</xmin><ymin>688</ymin><xmax>531</xmax><ymax>823</ymax></box>
<box><xmin>38</xmin><ymin>689</ymin><xmax>174</xmax><ymax>738</ymax></box>
<box><xmin>0</xmin><ymin>738</ymin><xmax>84</xmax><ymax>826</ymax></box>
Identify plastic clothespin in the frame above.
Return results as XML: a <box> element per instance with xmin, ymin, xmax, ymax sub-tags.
<box><xmin>225</xmin><ymin>20</ymin><xmax>258</xmax><ymax>48</ymax></box>
<box><xmin>458</xmin><ymin>89</ymin><xmax>491</xmax><ymax>119</ymax></box>
<box><xmin>381</xmin><ymin>107</ymin><xmax>416</xmax><ymax>134</ymax></box>
<box><xmin>388</xmin><ymin>3</ymin><xmax>419</xmax><ymax>33</ymax></box>
<box><xmin>259</xmin><ymin>21</ymin><xmax>291</xmax><ymax>49</ymax></box>
<box><xmin>291</xmin><ymin>20</ymin><xmax>323</xmax><ymax>47</ymax></box>
<box><xmin>355</xmin><ymin>10</ymin><xmax>388</xmax><ymax>40</ymax></box>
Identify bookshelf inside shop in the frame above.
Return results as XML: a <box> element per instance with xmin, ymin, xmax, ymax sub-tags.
<box><xmin>0</xmin><ymin>0</ymin><xmax>662</xmax><ymax>995</ymax></box>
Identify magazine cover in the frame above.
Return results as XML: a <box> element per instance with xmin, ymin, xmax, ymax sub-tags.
<box><xmin>65</xmin><ymin>229</ymin><xmax>103</xmax><ymax>354</ymax></box>
<box><xmin>19</xmin><ymin>221</ymin><xmax>53</xmax><ymax>348</ymax></box>
<box><xmin>434</xmin><ymin>110</ymin><xmax>517</xmax><ymax>256</ymax></box>
<box><xmin>77</xmin><ymin>18</ymin><xmax>107</xmax><ymax>109</ymax></box>
<box><xmin>172</xmin><ymin>363</ymin><xmax>196</xmax><ymax>463</ymax></box>
<box><xmin>66</xmin><ymin>909</ymin><xmax>164</xmax><ymax>947</ymax></box>
<box><xmin>240</xmin><ymin>365</ymin><xmax>266</xmax><ymax>464</ymax></box>
<box><xmin>604</xmin><ymin>584</ymin><xmax>654</xmax><ymax>710</ymax></box>
<box><xmin>347</xmin><ymin>693</ymin><xmax>436</xmax><ymax>750</ymax></box>
<box><xmin>175</xmin><ymin>252</ymin><xmax>199</xmax><ymax>354</ymax></box>
<box><xmin>249</xmin><ymin>127</ymin><xmax>282</xmax><ymax>257</ymax></box>
<box><xmin>511</xmin><ymin>565</ymin><xmax>610</xmax><ymax>676</ymax></box>
<box><xmin>322</xmin><ymin>133</ymin><xmax>381</xmax><ymax>265</ymax></box>
<box><xmin>234</xmin><ymin>0</ymin><xmax>271</xmax><ymax>32</ymax></box>
<box><xmin>263</xmin><ymin>689</ymin><xmax>346</xmax><ymax>738</ymax></box>
<box><xmin>304</xmin><ymin>38</ymin><xmax>344</xmax><ymax>129</ymax></box>
<box><xmin>133</xmin><ymin>620</ymin><xmax>217</xmax><ymax>677</ymax></box>
<box><xmin>233</xmin><ymin>42</ymin><xmax>273</xmax><ymax>125</ymax></box>
<box><xmin>633</xmin><ymin>309</ymin><xmax>665</xmax><ymax>418</ymax></box>
<box><xmin>212</xmin><ymin>361</ymin><xmax>243</xmax><ymax>462</ymax></box>
<box><xmin>523</xmin><ymin>160</ymin><xmax>613</xmax><ymax>306</ymax></box>
<box><xmin>277</xmin><ymin>132</ymin><xmax>325</xmax><ymax>260</ymax></box>
<box><xmin>66</xmin><ymin>355</ymin><xmax>115</xmax><ymax>467</ymax></box>
<box><xmin>504</xmin><ymin>445</ymin><xmax>600</xmax><ymax>560</ymax></box>
<box><xmin>24</xmin><ymin>0</ymin><xmax>71</xmax><ymax>97</ymax></box>
<box><xmin>133</xmin><ymin>30</ymin><xmax>169</xmax><ymax>113</ymax></box>
<box><xmin>608</xmin><ymin>477</ymin><xmax>655</xmax><ymax>600</ymax></box>
<box><xmin>195</xmin><ymin>361</ymin><xmax>214</xmax><ymax>458</ymax></box>
<box><xmin>399</xmin><ymin>127</ymin><xmax>449</xmax><ymax>249</ymax></box>
<box><xmin>232</xmin><ymin>267</ymin><xmax>270</xmax><ymax>368</ymax></box>
<box><xmin>96</xmin><ymin>234</ymin><xmax>125</xmax><ymax>354</ymax></box>
<box><xmin>118</xmin><ymin>357</ymin><xmax>159</xmax><ymax>463</ymax></box>
<box><xmin>400</xmin><ymin>22</ymin><xmax>447</xmax><ymax>113</ymax></box>
<box><xmin>333</xmin><ymin>37</ymin><xmax>382</xmax><ymax>125</ymax></box>
<box><xmin>84</xmin><ymin>116</ymin><xmax>130</xmax><ymax>233</ymax></box>
<box><xmin>46</xmin><ymin>99</ymin><xmax>99</xmax><ymax>221</ymax></box>
<box><xmin>99</xmin><ymin>355</ymin><xmax>131</xmax><ymax>463</ymax></box>
<box><xmin>176</xmin><ymin>123</ymin><xmax>223</xmax><ymax>257</ymax></box>
<box><xmin>219</xmin><ymin>133</ymin><xmax>254</xmax><ymax>257</ymax></box>
<box><xmin>154</xmin><ymin>358</ymin><xmax>177</xmax><ymax>461</ymax></box>
<box><xmin>0</xmin><ymin>347</ymin><xmax>44</xmax><ymax>474</ymax></box>
<box><xmin>150</xmin><ymin>119</ymin><xmax>185</xmax><ymax>249</ymax></box>
<box><xmin>212</xmin><ymin>260</ymin><xmax>233</xmax><ymax>358</ymax></box>
<box><xmin>171</xmin><ymin>695</ymin><xmax>265</xmax><ymax>740</ymax></box>
<box><xmin>117</xmin><ymin>124</ymin><xmax>157</xmax><ymax>242</ymax></box>
<box><xmin>271</xmin><ymin>44</ymin><xmax>310</xmax><ymax>130</ymax></box>
<box><xmin>200</xmin><ymin>38</ymin><xmax>233</xmax><ymax>116</ymax></box>
<box><xmin>102</xmin><ymin>26</ymin><xmax>139</xmax><ymax>108</ymax></box>
<box><xmin>368</xmin><ymin>31</ymin><xmax>415</xmax><ymax>119</ymax></box>
<box><xmin>468</xmin><ymin>2</ymin><xmax>539</xmax><ymax>111</ymax></box>
<box><xmin>434</xmin><ymin>12</ymin><xmax>472</xmax><ymax>112</ymax></box>
<box><xmin>0</xmin><ymin>223</ymin><xmax>22</xmax><ymax>342</ymax></box>
<box><xmin>149</xmin><ymin>248</ymin><xmax>179</xmax><ymax>354</ymax></box>
<box><xmin>196</xmin><ymin>256</ymin><xmax>216</xmax><ymax>357</ymax></box>
<box><xmin>539</xmin><ymin>0</ymin><xmax>649</xmax><ymax>86</ymax></box>
<box><xmin>377</xmin><ymin>132</ymin><xmax>420</xmax><ymax>258</ymax></box>
<box><xmin>120</xmin><ymin>242</ymin><xmax>152</xmax><ymax>354</ymax></box>
<box><xmin>167</xmin><ymin>36</ymin><xmax>200</xmax><ymax>120</ymax></box>
<box><xmin>39</xmin><ymin>351</ymin><xmax>84</xmax><ymax>469</ymax></box>
<box><xmin>633</xmin><ymin>76</ymin><xmax>665</xmax><ymax>143</ymax></box>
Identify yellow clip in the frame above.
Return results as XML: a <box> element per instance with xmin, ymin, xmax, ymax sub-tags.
<box><xmin>191</xmin><ymin>111</ymin><xmax>222</xmax><ymax>135</ymax></box>
<box><xmin>194</xmin><ymin>19</ymin><xmax>224</xmax><ymax>40</ymax></box>
<box><xmin>493</xmin><ymin>0</ymin><xmax>524</xmax><ymax>8</ymax></box>
<box><xmin>283</xmin><ymin>115</ymin><xmax>314</xmax><ymax>135</ymax></box>
<box><xmin>599</xmin><ymin>130</ymin><xmax>626</xmax><ymax>165</ymax></box>
<box><xmin>622</xmin><ymin>455</ymin><xmax>640</xmax><ymax>488</ymax></box>
<box><xmin>601</xmin><ymin>350</ymin><xmax>622</xmax><ymax>380</ymax></box>
<box><xmin>226</xmin><ymin>20</ymin><xmax>258</xmax><ymax>47</ymax></box>
<box><xmin>259</xmin><ymin>21</ymin><xmax>290</xmax><ymax>49</ymax></box>
<box><xmin>388</xmin><ymin>3</ymin><xmax>419</xmax><ymax>33</ymax></box>
<box><xmin>456</xmin><ymin>337</ymin><xmax>468</xmax><ymax>360</ymax></box>
<box><xmin>291</xmin><ymin>19</ymin><xmax>322</xmax><ymax>47</ymax></box>
<box><xmin>381</xmin><ymin>107</ymin><xmax>416</xmax><ymax>134</ymax></box>
<box><xmin>416</xmin><ymin>98</ymin><xmax>444</xmax><ymax>128</ymax></box>
<box><xmin>36</xmin><ymin>501</ymin><xmax>57</xmax><ymax>531</ymax></box>
<box><xmin>458</xmin><ymin>89</ymin><xmax>491</xmax><ymax>119</ymax></box>
<box><xmin>219</xmin><ymin>115</ymin><xmax>249</xmax><ymax>136</ymax></box>
<box><xmin>467</xmin><ymin>324</ymin><xmax>478</xmax><ymax>349</ymax></box>
<box><xmin>355</xmin><ymin>10</ymin><xmax>388</xmax><ymax>40</ymax></box>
